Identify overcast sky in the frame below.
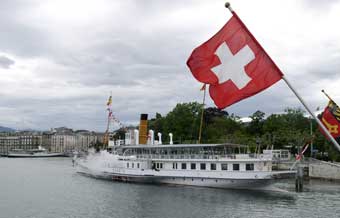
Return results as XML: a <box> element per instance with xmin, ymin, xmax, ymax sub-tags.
<box><xmin>0</xmin><ymin>0</ymin><xmax>339</xmax><ymax>131</ymax></box>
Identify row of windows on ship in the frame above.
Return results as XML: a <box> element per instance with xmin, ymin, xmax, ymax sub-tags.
<box><xmin>126</xmin><ymin>162</ymin><xmax>255</xmax><ymax>171</ymax></box>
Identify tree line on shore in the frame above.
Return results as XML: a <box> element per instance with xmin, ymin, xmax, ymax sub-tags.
<box><xmin>112</xmin><ymin>102</ymin><xmax>338</xmax><ymax>161</ymax></box>
<box><xmin>145</xmin><ymin>102</ymin><xmax>338</xmax><ymax>161</ymax></box>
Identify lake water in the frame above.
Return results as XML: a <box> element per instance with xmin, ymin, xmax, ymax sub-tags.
<box><xmin>1</xmin><ymin>158</ymin><xmax>340</xmax><ymax>218</ymax></box>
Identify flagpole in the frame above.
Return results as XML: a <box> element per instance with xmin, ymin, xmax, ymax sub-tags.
<box><xmin>224</xmin><ymin>2</ymin><xmax>340</xmax><ymax>152</ymax></box>
<box><xmin>282</xmin><ymin>76</ymin><xmax>340</xmax><ymax>152</ymax></box>
<box><xmin>322</xmin><ymin>89</ymin><xmax>336</xmax><ymax>103</ymax></box>
<box><xmin>225</xmin><ymin>2</ymin><xmax>233</xmax><ymax>12</ymax></box>
<box><xmin>198</xmin><ymin>84</ymin><xmax>206</xmax><ymax>144</ymax></box>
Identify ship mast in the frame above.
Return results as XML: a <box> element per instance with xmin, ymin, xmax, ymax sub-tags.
<box><xmin>104</xmin><ymin>92</ymin><xmax>113</xmax><ymax>149</ymax></box>
<box><xmin>198</xmin><ymin>84</ymin><xmax>206</xmax><ymax>144</ymax></box>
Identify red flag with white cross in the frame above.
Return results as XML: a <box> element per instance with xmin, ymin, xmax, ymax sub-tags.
<box><xmin>187</xmin><ymin>9</ymin><xmax>283</xmax><ymax>109</ymax></box>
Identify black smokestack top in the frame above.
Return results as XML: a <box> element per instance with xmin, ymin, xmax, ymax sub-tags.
<box><xmin>140</xmin><ymin>114</ymin><xmax>148</xmax><ymax>121</ymax></box>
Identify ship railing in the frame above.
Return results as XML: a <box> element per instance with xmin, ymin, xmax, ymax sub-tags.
<box><xmin>134</xmin><ymin>154</ymin><xmax>264</xmax><ymax>160</ymax></box>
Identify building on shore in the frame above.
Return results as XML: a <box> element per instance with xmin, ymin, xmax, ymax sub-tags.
<box><xmin>0</xmin><ymin>131</ymin><xmax>42</xmax><ymax>155</ymax></box>
<box><xmin>42</xmin><ymin>127</ymin><xmax>101</xmax><ymax>153</ymax></box>
<box><xmin>0</xmin><ymin>128</ymin><xmax>104</xmax><ymax>155</ymax></box>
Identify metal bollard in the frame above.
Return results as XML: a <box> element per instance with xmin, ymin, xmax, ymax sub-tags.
<box><xmin>295</xmin><ymin>166</ymin><xmax>304</xmax><ymax>192</ymax></box>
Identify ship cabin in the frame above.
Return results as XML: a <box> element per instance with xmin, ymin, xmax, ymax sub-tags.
<box><xmin>116</xmin><ymin>143</ymin><xmax>273</xmax><ymax>173</ymax></box>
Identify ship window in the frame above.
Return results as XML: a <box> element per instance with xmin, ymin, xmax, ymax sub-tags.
<box><xmin>246</xmin><ymin>163</ymin><xmax>254</xmax><ymax>171</ymax></box>
<box><xmin>127</xmin><ymin>163</ymin><xmax>129</xmax><ymax>168</ymax></box>
<box><xmin>210</xmin><ymin>163</ymin><xmax>216</xmax><ymax>170</ymax></box>
<box><xmin>156</xmin><ymin>163</ymin><xmax>159</xmax><ymax>169</ymax></box>
<box><xmin>233</xmin><ymin>164</ymin><xmax>240</xmax><ymax>171</ymax></box>
<box><xmin>137</xmin><ymin>163</ymin><xmax>140</xmax><ymax>168</ymax></box>
<box><xmin>132</xmin><ymin>163</ymin><xmax>134</xmax><ymax>168</ymax></box>
<box><xmin>221</xmin><ymin>164</ymin><xmax>228</xmax><ymax>171</ymax></box>
<box><xmin>191</xmin><ymin>163</ymin><xmax>196</xmax><ymax>170</ymax></box>
<box><xmin>160</xmin><ymin>163</ymin><xmax>163</xmax><ymax>169</ymax></box>
<box><xmin>173</xmin><ymin>163</ymin><xmax>178</xmax><ymax>169</ymax></box>
<box><xmin>181</xmin><ymin>163</ymin><xmax>187</xmax><ymax>169</ymax></box>
<box><xmin>200</xmin><ymin>163</ymin><xmax>206</xmax><ymax>170</ymax></box>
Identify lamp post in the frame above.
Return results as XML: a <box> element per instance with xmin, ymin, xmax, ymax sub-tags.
<box><xmin>310</xmin><ymin>117</ymin><xmax>313</xmax><ymax>157</ymax></box>
<box><xmin>310</xmin><ymin>107</ymin><xmax>320</xmax><ymax>158</ymax></box>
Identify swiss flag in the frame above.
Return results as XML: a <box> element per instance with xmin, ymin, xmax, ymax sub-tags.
<box><xmin>187</xmin><ymin>11</ymin><xmax>283</xmax><ymax>109</ymax></box>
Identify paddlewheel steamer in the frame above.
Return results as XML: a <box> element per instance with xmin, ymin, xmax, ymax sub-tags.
<box><xmin>77</xmin><ymin>114</ymin><xmax>295</xmax><ymax>190</ymax></box>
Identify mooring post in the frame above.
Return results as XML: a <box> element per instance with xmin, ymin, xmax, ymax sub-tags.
<box><xmin>295</xmin><ymin>166</ymin><xmax>304</xmax><ymax>192</ymax></box>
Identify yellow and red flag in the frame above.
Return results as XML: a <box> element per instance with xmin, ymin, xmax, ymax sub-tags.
<box><xmin>319</xmin><ymin>100</ymin><xmax>340</xmax><ymax>142</ymax></box>
<box><xmin>106</xmin><ymin>96</ymin><xmax>112</xmax><ymax>106</ymax></box>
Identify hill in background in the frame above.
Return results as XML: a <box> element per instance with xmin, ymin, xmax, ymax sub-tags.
<box><xmin>0</xmin><ymin>126</ymin><xmax>15</xmax><ymax>132</ymax></box>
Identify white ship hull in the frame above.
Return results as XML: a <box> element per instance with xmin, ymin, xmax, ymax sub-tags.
<box><xmin>78</xmin><ymin>172</ymin><xmax>287</xmax><ymax>190</ymax></box>
<box><xmin>7</xmin><ymin>152</ymin><xmax>65</xmax><ymax>158</ymax></box>
<box><xmin>76</xmin><ymin>158</ymin><xmax>295</xmax><ymax>190</ymax></box>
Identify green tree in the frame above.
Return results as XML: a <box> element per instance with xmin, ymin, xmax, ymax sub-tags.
<box><xmin>203</xmin><ymin>116</ymin><xmax>242</xmax><ymax>143</ymax></box>
<box><xmin>143</xmin><ymin>103</ymin><xmax>340</xmax><ymax>161</ymax></box>
<box><xmin>148</xmin><ymin>102</ymin><xmax>202</xmax><ymax>143</ymax></box>
<box><xmin>165</xmin><ymin>102</ymin><xmax>202</xmax><ymax>143</ymax></box>
<box><xmin>247</xmin><ymin>110</ymin><xmax>265</xmax><ymax>135</ymax></box>
<box><xmin>262</xmin><ymin>108</ymin><xmax>310</xmax><ymax>149</ymax></box>
<box><xmin>148</xmin><ymin>113</ymin><xmax>166</xmax><ymax>137</ymax></box>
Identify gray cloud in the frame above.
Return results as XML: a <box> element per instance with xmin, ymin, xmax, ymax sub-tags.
<box><xmin>302</xmin><ymin>0</ymin><xmax>340</xmax><ymax>10</ymax></box>
<box><xmin>0</xmin><ymin>56</ymin><xmax>15</xmax><ymax>69</ymax></box>
<box><xmin>0</xmin><ymin>1</ymin><xmax>52</xmax><ymax>58</ymax></box>
<box><xmin>0</xmin><ymin>0</ymin><xmax>339</xmax><ymax>131</ymax></box>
